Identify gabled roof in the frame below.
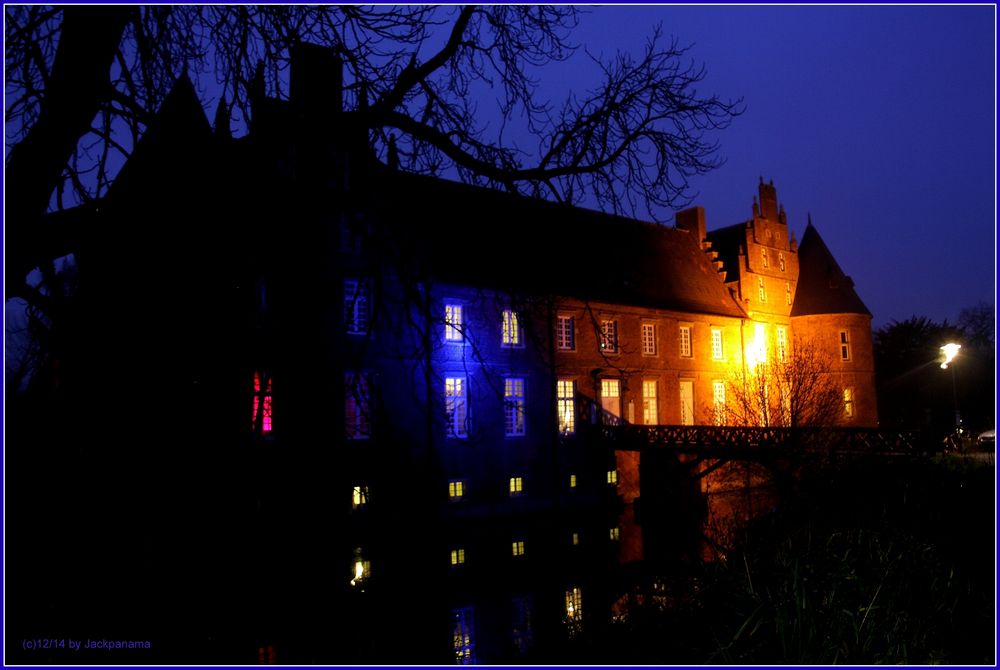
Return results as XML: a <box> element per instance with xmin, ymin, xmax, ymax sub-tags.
<box><xmin>790</xmin><ymin>223</ymin><xmax>870</xmax><ymax>316</ymax></box>
<box><xmin>380</xmin><ymin>169</ymin><xmax>747</xmax><ymax>318</ymax></box>
<box><xmin>704</xmin><ymin>221</ymin><xmax>749</xmax><ymax>284</ymax></box>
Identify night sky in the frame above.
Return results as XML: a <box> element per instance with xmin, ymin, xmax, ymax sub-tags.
<box><xmin>548</xmin><ymin>5</ymin><xmax>995</xmax><ymax>328</ymax></box>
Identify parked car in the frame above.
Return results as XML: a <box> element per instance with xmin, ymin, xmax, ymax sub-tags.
<box><xmin>976</xmin><ymin>429</ymin><xmax>995</xmax><ymax>448</ymax></box>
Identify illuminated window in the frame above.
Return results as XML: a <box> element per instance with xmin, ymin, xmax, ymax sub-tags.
<box><xmin>839</xmin><ymin>331</ymin><xmax>851</xmax><ymax>361</ymax></box>
<box><xmin>713</xmin><ymin>381</ymin><xmax>726</xmax><ymax>426</ymax></box>
<box><xmin>504</xmin><ymin>377</ymin><xmax>526</xmax><ymax>436</ymax></box>
<box><xmin>512</xmin><ymin>540</ymin><xmax>525</xmax><ymax>557</ymax></box>
<box><xmin>711</xmin><ymin>328</ymin><xmax>724</xmax><ymax>361</ymax></box>
<box><xmin>452</xmin><ymin>607</ymin><xmax>476</xmax><ymax>665</ymax></box>
<box><xmin>565</xmin><ymin>587</ymin><xmax>583</xmax><ymax>622</ymax></box>
<box><xmin>556</xmin><ymin>315</ymin><xmax>575</xmax><ymax>350</ymax></box>
<box><xmin>445</xmin><ymin>377</ymin><xmax>468</xmax><ymax>438</ymax></box>
<box><xmin>761</xmin><ymin>248</ymin><xmax>769</xmax><ymax>269</ymax></box>
<box><xmin>758</xmin><ymin>277</ymin><xmax>767</xmax><ymax>303</ymax></box>
<box><xmin>600</xmin><ymin>319</ymin><xmax>618</xmax><ymax>353</ymax></box>
<box><xmin>601</xmin><ymin>379</ymin><xmax>621</xmax><ymax>418</ymax></box>
<box><xmin>641</xmin><ymin>323</ymin><xmax>657</xmax><ymax>355</ymax></box>
<box><xmin>509</xmin><ymin>476</ymin><xmax>524</xmax><ymax>496</ymax></box>
<box><xmin>572</xmin><ymin>532</ymin><xmax>580</xmax><ymax>546</ymax></box>
<box><xmin>751</xmin><ymin>323</ymin><xmax>767</xmax><ymax>366</ymax></box>
<box><xmin>352</xmin><ymin>485</ymin><xmax>369</xmax><ymax>509</ymax></box>
<box><xmin>776</xmin><ymin>327</ymin><xmax>788</xmax><ymax>363</ymax></box>
<box><xmin>451</xmin><ymin>548</ymin><xmax>466</xmax><ymax>566</ymax></box>
<box><xmin>345</xmin><ymin>373</ymin><xmax>371</xmax><ymax>439</ymax></box>
<box><xmin>557</xmin><ymin>379</ymin><xmax>576</xmax><ymax>434</ymax></box>
<box><xmin>679</xmin><ymin>325</ymin><xmax>692</xmax><ymax>358</ymax></box>
<box><xmin>609</xmin><ymin>527</ymin><xmax>620</xmax><ymax>541</ymax></box>
<box><xmin>569</xmin><ymin>474</ymin><xmax>577</xmax><ymax>489</ymax></box>
<box><xmin>344</xmin><ymin>279</ymin><xmax>369</xmax><ymax>335</ymax></box>
<box><xmin>252</xmin><ymin>371</ymin><xmax>273</xmax><ymax>436</ymax></box>
<box><xmin>779</xmin><ymin>253</ymin><xmax>786</xmax><ymax>272</ymax></box>
<box><xmin>607</xmin><ymin>469</ymin><xmax>618</xmax><ymax>486</ymax></box>
<box><xmin>843</xmin><ymin>387</ymin><xmax>855</xmax><ymax>418</ymax></box>
<box><xmin>642</xmin><ymin>380</ymin><xmax>658</xmax><ymax>425</ymax></box>
<box><xmin>785</xmin><ymin>282</ymin><xmax>792</xmax><ymax>306</ymax></box>
<box><xmin>445</xmin><ymin>304</ymin><xmax>463</xmax><ymax>341</ymax></box>
<box><xmin>449</xmin><ymin>480</ymin><xmax>465</xmax><ymax>501</ymax></box>
<box><xmin>350</xmin><ymin>548</ymin><xmax>371</xmax><ymax>588</ymax></box>
<box><xmin>502</xmin><ymin>309</ymin><xmax>522</xmax><ymax>347</ymax></box>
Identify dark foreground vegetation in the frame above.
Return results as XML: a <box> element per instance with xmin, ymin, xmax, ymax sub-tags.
<box><xmin>563</xmin><ymin>456</ymin><xmax>995</xmax><ymax>664</ymax></box>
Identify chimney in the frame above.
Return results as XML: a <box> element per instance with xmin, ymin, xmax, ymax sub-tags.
<box><xmin>675</xmin><ymin>206</ymin><xmax>706</xmax><ymax>243</ymax></box>
<box><xmin>291</xmin><ymin>42</ymin><xmax>343</xmax><ymax>118</ymax></box>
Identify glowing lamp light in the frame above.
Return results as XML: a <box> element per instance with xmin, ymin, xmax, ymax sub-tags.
<box><xmin>940</xmin><ymin>343</ymin><xmax>961</xmax><ymax>369</ymax></box>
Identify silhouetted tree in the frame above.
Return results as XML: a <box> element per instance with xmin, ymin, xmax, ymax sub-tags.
<box><xmin>5</xmin><ymin>5</ymin><xmax>743</xmax><ymax>304</ymax></box>
<box><xmin>725</xmin><ymin>338</ymin><xmax>842</xmax><ymax>428</ymax></box>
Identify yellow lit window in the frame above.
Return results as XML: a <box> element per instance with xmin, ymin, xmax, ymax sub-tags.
<box><xmin>713</xmin><ymin>381</ymin><xmax>726</xmax><ymax>426</ymax></box>
<box><xmin>565</xmin><ymin>587</ymin><xmax>583</xmax><ymax>622</ymax></box>
<box><xmin>352</xmin><ymin>485</ymin><xmax>369</xmax><ymax>509</ymax></box>
<box><xmin>451</xmin><ymin>548</ymin><xmax>465</xmax><ymax>566</ymax></box>
<box><xmin>843</xmin><ymin>387</ymin><xmax>855</xmax><ymax>418</ymax></box>
<box><xmin>509</xmin><ymin>476</ymin><xmax>523</xmax><ymax>496</ymax></box>
<box><xmin>449</xmin><ymin>480</ymin><xmax>465</xmax><ymax>500</ymax></box>
<box><xmin>607</xmin><ymin>469</ymin><xmax>618</xmax><ymax>486</ymax></box>
<box><xmin>711</xmin><ymin>328</ymin><xmax>724</xmax><ymax>360</ymax></box>
<box><xmin>609</xmin><ymin>527</ymin><xmax>620</xmax><ymax>541</ymax></box>
<box><xmin>512</xmin><ymin>540</ymin><xmax>525</xmax><ymax>557</ymax></box>
<box><xmin>502</xmin><ymin>309</ymin><xmax>522</xmax><ymax>347</ymax></box>
<box><xmin>572</xmin><ymin>532</ymin><xmax>580</xmax><ymax>546</ymax></box>
<box><xmin>642</xmin><ymin>380</ymin><xmax>658</xmax><ymax>425</ymax></box>
<box><xmin>557</xmin><ymin>379</ymin><xmax>575</xmax><ymax>434</ymax></box>
<box><xmin>569</xmin><ymin>474</ymin><xmax>577</xmax><ymax>489</ymax></box>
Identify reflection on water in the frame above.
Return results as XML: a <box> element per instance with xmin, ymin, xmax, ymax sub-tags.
<box><xmin>427</xmin><ymin>451</ymin><xmax>780</xmax><ymax>663</ymax></box>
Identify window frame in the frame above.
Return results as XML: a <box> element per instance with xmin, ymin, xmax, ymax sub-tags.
<box><xmin>556</xmin><ymin>315</ymin><xmax>575</xmax><ymax>351</ymax></box>
<box><xmin>445</xmin><ymin>376</ymin><xmax>469</xmax><ymax>438</ymax></box>
<box><xmin>712</xmin><ymin>380</ymin><xmax>727</xmax><ymax>426</ymax></box>
<box><xmin>711</xmin><ymin>327</ymin><xmax>724</xmax><ymax>361</ymax></box>
<box><xmin>839</xmin><ymin>330</ymin><xmax>851</xmax><ymax>361</ymax></box>
<box><xmin>504</xmin><ymin>377</ymin><xmax>527</xmax><ymax>437</ymax></box>
<box><xmin>679</xmin><ymin>324</ymin><xmax>693</xmax><ymax>358</ymax></box>
<box><xmin>641</xmin><ymin>322</ymin><xmax>657</xmax><ymax>356</ymax></box>
<box><xmin>642</xmin><ymin>379</ymin><xmax>658</xmax><ymax>425</ymax></box>
<box><xmin>556</xmin><ymin>379</ymin><xmax>576</xmax><ymax>435</ymax></box>
<box><xmin>599</xmin><ymin>319</ymin><xmax>619</xmax><ymax>354</ymax></box>
<box><xmin>344</xmin><ymin>278</ymin><xmax>369</xmax><ymax>336</ymax></box>
<box><xmin>444</xmin><ymin>303</ymin><xmax>464</xmax><ymax>342</ymax></box>
<box><xmin>501</xmin><ymin>309</ymin><xmax>524</xmax><ymax>348</ymax></box>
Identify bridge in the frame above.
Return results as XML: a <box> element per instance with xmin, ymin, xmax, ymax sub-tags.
<box><xmin>592</xmin><ymin>423</ymin><xmax>925</xmax><ymax>459</ymax></box>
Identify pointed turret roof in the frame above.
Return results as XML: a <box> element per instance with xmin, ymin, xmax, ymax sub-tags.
<box><xmin>790</xmin><ymin>223</ymin><xmax>870</xmax><ymax>316</ymax></box>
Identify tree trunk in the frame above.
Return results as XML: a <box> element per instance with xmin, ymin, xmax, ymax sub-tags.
<box><xmin>5</xmin><ymin>6</ymin><xmax>131</xmax><ymax>296</ymax></box>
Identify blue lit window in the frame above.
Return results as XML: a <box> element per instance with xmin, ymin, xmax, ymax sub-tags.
<box><xmin>504</xmin><ymin>377</ymin><xmax>526</xmax><ymax>436</ymax></box>
<box><xmin>344</xmin><ymin>279</ymin><xmax>369</xmax><ymax>335</ymax></box>
<box><xmin>445</xmin><ymin>304</ymin><xmax>463</xmax><ymax>342</ymax></box>
<box><xmin>445</xmin><ymin>377</ymin><xmax>468</xmax><ymax>438</ymax></box>
<box><xmin>345</xmin><ymin>372</ymin><xmax>370</xmax><ymax>439</ymax></box>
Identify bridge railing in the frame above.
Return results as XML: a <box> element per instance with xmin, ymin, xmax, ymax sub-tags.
<box><xmin>592</xmin><ymin>423</ymin><xmax>922</xmax><ymax>455</ymax></box>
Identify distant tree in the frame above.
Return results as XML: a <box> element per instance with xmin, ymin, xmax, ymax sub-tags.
<box><xmin>874</xmin><ymin>309</ymin><xmax>994</xmax><ymax>434</ymax></box>
<box><xmin>5</xmin><ymin>5</ymin><xmax>743</xmax><ymax>306</ymax></box>
<box><xmin>725</xmin><ymin>338</ymin><xmax>842</xmax><ymax>429</ymax></box>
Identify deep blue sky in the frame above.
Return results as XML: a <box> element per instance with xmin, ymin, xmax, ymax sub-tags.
<box><xmin>554</xmin><ymin>5</ymin><xmax>995</xmax><ymax>328</ymax></box>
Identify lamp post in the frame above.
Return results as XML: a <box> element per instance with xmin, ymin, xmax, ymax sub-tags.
<box><xmin>940</xmin><ymin>343</ymin><xmax>962</xmax><ymax>435</ymax></box>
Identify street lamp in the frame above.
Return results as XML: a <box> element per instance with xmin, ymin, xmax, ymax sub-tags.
<box><xmin>940</xmin><ymin>342</ymin><xmax>962</xmax><ymax>435</ymax></box>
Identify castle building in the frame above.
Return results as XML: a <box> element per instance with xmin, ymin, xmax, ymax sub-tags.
<box><xmin>23</xmin><ymin>45</ymin><xmax>876</xmax><ymax>664</ymax></box>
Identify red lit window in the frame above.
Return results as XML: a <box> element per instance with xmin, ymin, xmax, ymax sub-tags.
<box><xmin>253</xmin><ymin>371</ymin><xmax>273</xmax><ymax>436</ymax></box>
